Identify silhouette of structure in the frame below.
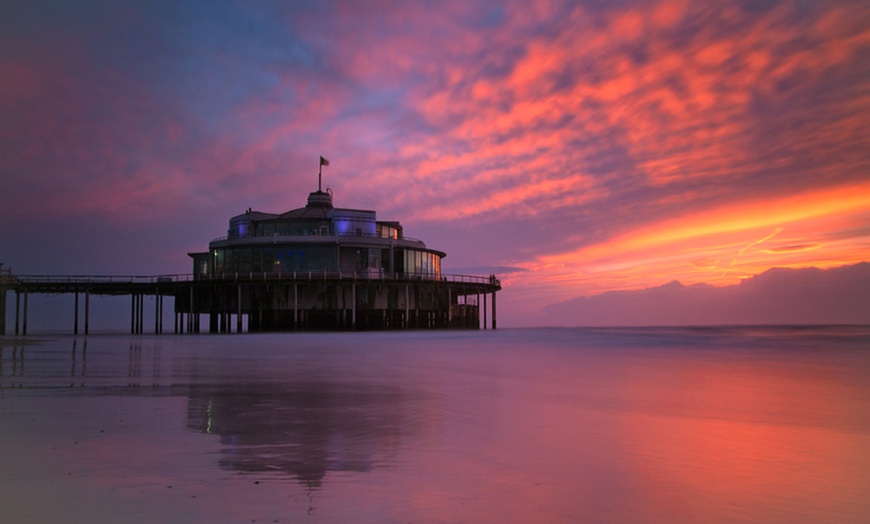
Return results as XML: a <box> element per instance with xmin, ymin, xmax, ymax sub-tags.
<box><xmin>184</xmin><ymin>187</ymin><xmax>500</xmax><ymax>331</ymax></box>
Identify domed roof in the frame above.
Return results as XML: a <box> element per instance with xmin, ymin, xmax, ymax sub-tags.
<box><xmin>278</xmin><ymin>191</ymin><xmax>333</xmax><ymax>219</ymax></box>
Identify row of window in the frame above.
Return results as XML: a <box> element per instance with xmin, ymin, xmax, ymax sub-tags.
<box><xmin>228</xmin><ymin>220</ymin><xmax>332</xmax><ymax>239</ymax></box>
<box><xmin>228</xmin><ymin>219</ymin><xmax>402</xmax><ymax>240</ymax></box>
<box><xmin>213</xmin><ymin>245</ymin><xmax>338</xmax><ymax>274</ymax></box>
<box><xmin>403</xmin><ymin>250</ymin><xmax>441</xmax><ymax>277</ymax></box>
<box><xmin>206</xmin><ymin>245</ymin><xmax>441</xmax><ymax>278</ymax></box>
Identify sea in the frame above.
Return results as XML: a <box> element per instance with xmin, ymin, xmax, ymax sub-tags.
<box><xmin>1</xmin><ymin>326</ymin><xmax>869</xmax><ymax>523</ymax></box>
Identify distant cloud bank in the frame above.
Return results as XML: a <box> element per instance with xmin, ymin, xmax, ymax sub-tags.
<box><xmin>542</xmin><ymin>263</ymin><xmax>870</xmax><ymax>326</ymax></box>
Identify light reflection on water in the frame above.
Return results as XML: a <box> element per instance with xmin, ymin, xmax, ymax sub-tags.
<box><xmin>1</xmin><ymin>327</ymin><xmax>869</xmax><ymax>523</ymax></box>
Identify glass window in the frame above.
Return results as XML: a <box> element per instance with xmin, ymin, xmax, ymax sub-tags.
<box><xmin>237</xmin><ymin>248</ymin><xmax>252</xmax><ymax>273</ymax></box>
<box><xmin>252</xmin><ymin>247</ymin><xmax>263</xmax><ymax>273</ymax></box>
<box><xmin>224</xmin><ymin>249</ymin><xmax>234</xmax><ymax>274</ymax></box>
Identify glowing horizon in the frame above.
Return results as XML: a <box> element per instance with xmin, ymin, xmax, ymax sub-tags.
<box><xmin>527</xmin><ymin>180</ymin><xmax>870</xmax><ymax>294</ymax></box>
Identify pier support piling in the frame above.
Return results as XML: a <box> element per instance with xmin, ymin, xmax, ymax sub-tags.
<box><xmin>237</xmin><ymin>284</ymin><xmax>242</xmax><ymax>333</ymax></box>
<box><xmin>23</xmin><ymin>289</ymin><xmax>28</xmax><ymax>336</ymax></box>
<box><xmin>404</xmin><ymin>284</ymin><xmax>410</xmax><ymax>329</ymax></box>
<box><xmin>74</xmin><ymin>291</ymin><xmax>79</xmax><ymax>335</ymax></box>
<box><xmin>154</xmin><ymin>289</ymin><xmax>159</xmax><ymax>334</ymax></box>
<box><xmin>492</xmin><ymin>289</ymin><xmax>497</xmax><ymax>330</ymax></box>
<box><xmin>15</xmin><ymin>291</ymin><xmax>20</xmax><ymax>336</ymax></box>
<box><xmin>84</xmin><ymin>289</ymin><xmax>90</xmax><ymax>335</ymax></box>
<box><xmin>483</xmin><ymin>291</ymin><xmax>487</xmax><ymax>330</ymax></box>
<box><xmin>5</xmin><ymin>273</ymin><xmax>498</xmax><ymax>335</ymax></box>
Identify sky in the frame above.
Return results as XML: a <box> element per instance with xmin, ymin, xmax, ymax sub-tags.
<box><xmin>2</xmin><ymin>0</ymin><xmax>869</xmax><ymax>327</ymax></box>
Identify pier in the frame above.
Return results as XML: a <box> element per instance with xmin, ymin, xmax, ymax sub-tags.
<box><xmin>1</xmin><ymin>269</ymin><xmax>499</xmax><ymax>335</ymax></box>
<box><xmin>2</xmin><ymin>173</ymin><xmax>504</xmax><ymax>335</ymax></box>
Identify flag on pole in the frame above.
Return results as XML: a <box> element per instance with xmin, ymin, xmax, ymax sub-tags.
<box><xmin>320</xmin><ymin>156</ymin><xmax>329</xmax><ymax>166</ymax></box>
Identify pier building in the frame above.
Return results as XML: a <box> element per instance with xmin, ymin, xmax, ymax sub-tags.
<box><xmin>184</xmin><ymin>188</ymin><xmax>499</xmax><ymax>331</ymax></box>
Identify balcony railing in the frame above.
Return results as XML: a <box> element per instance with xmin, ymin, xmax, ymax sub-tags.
<box><xmin>199</xmin><ymin>271</ymin><xmax>499</xmax><ymax>286</ymax></box>
<box><xmin>212</xmin><ymin>231</ymin><xmax>423</xmax><ymax>244</ymax></box>
<box><xmin>14</xmin><ymin>272</ymin><xmax>500</xmax><ymax>287</ymax></box>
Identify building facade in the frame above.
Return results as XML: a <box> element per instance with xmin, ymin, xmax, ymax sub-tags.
<box><xmin>185</xmin><ymin>189</ymin><xmax>500</xmax><ymax>331</ymax></box>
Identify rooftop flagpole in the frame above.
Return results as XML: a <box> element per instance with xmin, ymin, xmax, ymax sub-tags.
<box><xmin>319</xmin><ymin>156</ymin><xmax>329</xmax><ymax>192</ymax></box>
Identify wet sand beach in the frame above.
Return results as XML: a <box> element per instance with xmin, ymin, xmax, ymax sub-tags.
<box><xmin>2</xmin><ymin>328</ymin><xmax>870</xmax><ymax>523</ymax></box>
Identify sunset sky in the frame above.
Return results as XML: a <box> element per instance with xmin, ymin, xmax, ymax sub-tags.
<box><xmin>2</xmin><ymin>0</ymin><xmax>869</xmax><ymax>326</ymax></box>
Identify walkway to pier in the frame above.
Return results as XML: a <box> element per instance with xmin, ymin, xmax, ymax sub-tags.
<box><xmin>0</xmin><ymin>270</ymin><xmax>500</xmax><ymax>335</ymax></box>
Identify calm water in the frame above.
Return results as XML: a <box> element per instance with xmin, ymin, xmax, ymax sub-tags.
<box><xmin>1</xmin><ymin>327</ymin><xmax>869</xmax><ymax>523</ymax></box>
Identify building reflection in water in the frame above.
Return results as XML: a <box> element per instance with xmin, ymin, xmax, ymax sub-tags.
<box><xmin>0</xmin><ymin>345</ymin><xmax>23</xmax><ymax>387</ymax></box>
<box><xmin>185</xmin><ymin>381</ymin><xmax>416</xmax><ymax>489</ymax></box>
<box><xmin>1</xmin><ymin>340</ymin><xmax>419</xmax><ymax>490</ymax></box>
<box><xmin>70</xmin><ymin>338</ymin><xmax>87</xmax><ymax>387</ymax></box>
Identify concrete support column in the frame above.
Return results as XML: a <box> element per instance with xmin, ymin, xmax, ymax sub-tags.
<box><xmin>15</xmin><ymin>290</ymin><xmax>20</xmax><ymax>336</ymax></box>
<box><xmin>84</xmin><ymin>289</ymin><xmax>90</xmax><ymax>335</ymax></box>
<box><xmin>0</xmin><ymin>286</ymin><xmax>5</xmax><ymax>336</ymax></box>
<box><xmin>188</xmin><ymin>286</ymin><xmax>194</xmax><ymax>334</ymax></box>
<box><xmin>237</xmin><ymin>284</ymin><xmax>243</xmax><ymax>333</ymax></box>
<box><xmin>154</xmin><ymin>290</ymin><xmax>160</xmax><ymax>334</ymax></box>
<box><xmin>158</xmin><ymin>294</ymin><xmax>164</xmax><ymax>334</ymax></box>
<box><xmin>133</xmin><ymin>294</ymin><xmax>139</xmax><ymax>334</ymax></box>
<box><xmin>476</xmin><ymin>291</ymin><xmax>480</xmax><ymax>330</ymax></box>
<box><xmin>351</xmin><ymin>283</ymin><xmax>356</xmax><ymax>331</ymax></box>
<box><xmin>492</xmin><ymin>291</ymin><xmax>497</xmax><ymax>330</ymax></box>
<box><xmin>74</xmin><ymin>291</ymin><xmax>79</xmax><ymax>335</ymax></box>
<box><xmin>0</xmin><ymin>288</ymin><xmax>5</xmax><ymax>336</ymax></box>
<box><xmin>293</xmin><ymin>284</ymin><xmax>299</xmax><ymax>330</ymax></box>
<box><xmin>448</xmin><ymin>288</ymin><xmax>452</xmax><ymax>325</ymax></box>
<box><xmin>23</xmin><ymin>289</ymin><xmax>28</xmax><ymax>336</ymax></box>
<box><xmin>483</xmin><ymin>291</ymin><xmax>487</xmax><ymax>330</ymax></box>
<box><xmin>404</xmin><ymin>284</ymin><xmax>410</xmax><ymax>329</ymax></box>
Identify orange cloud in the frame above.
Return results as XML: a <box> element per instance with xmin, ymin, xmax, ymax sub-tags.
<box><xmin>530</xmin><ymin>181</ymin><xmax>870</xmax><ymax>295</ymax></box>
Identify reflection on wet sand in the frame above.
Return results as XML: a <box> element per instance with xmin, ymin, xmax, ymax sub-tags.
<box><xmin>1</xmin><ymin>338</ymin><xmax>421</xmax><ymax>490</ymax></box>
<box><xmin>0</xmin><ymin>344</ymin><xmax>25</xmax><ymax>388</ymax></box>
<box><xmin>70</xmin><ymin>338</ymin><xmax>86</xmax><ymax>387</ymax></box>
<box><xmin>3</xmin><ymin>330</ymin><xmax>869</xmax><ymax>523</ymax></box>
<box><xmin>185</xmin><ymin>382</ymin><xmax>413</xmax><ymax>489</ymax></box>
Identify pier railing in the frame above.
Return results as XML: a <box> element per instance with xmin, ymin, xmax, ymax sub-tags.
<box><xmin>14</xmin><ymin>274</ymin><xmax>194</xmax><ymax>284</ymax></box>
<box><xmin>14</xmin><ymin>272</ymin><xmax>500</xmax><ymax>287</ymax></box>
